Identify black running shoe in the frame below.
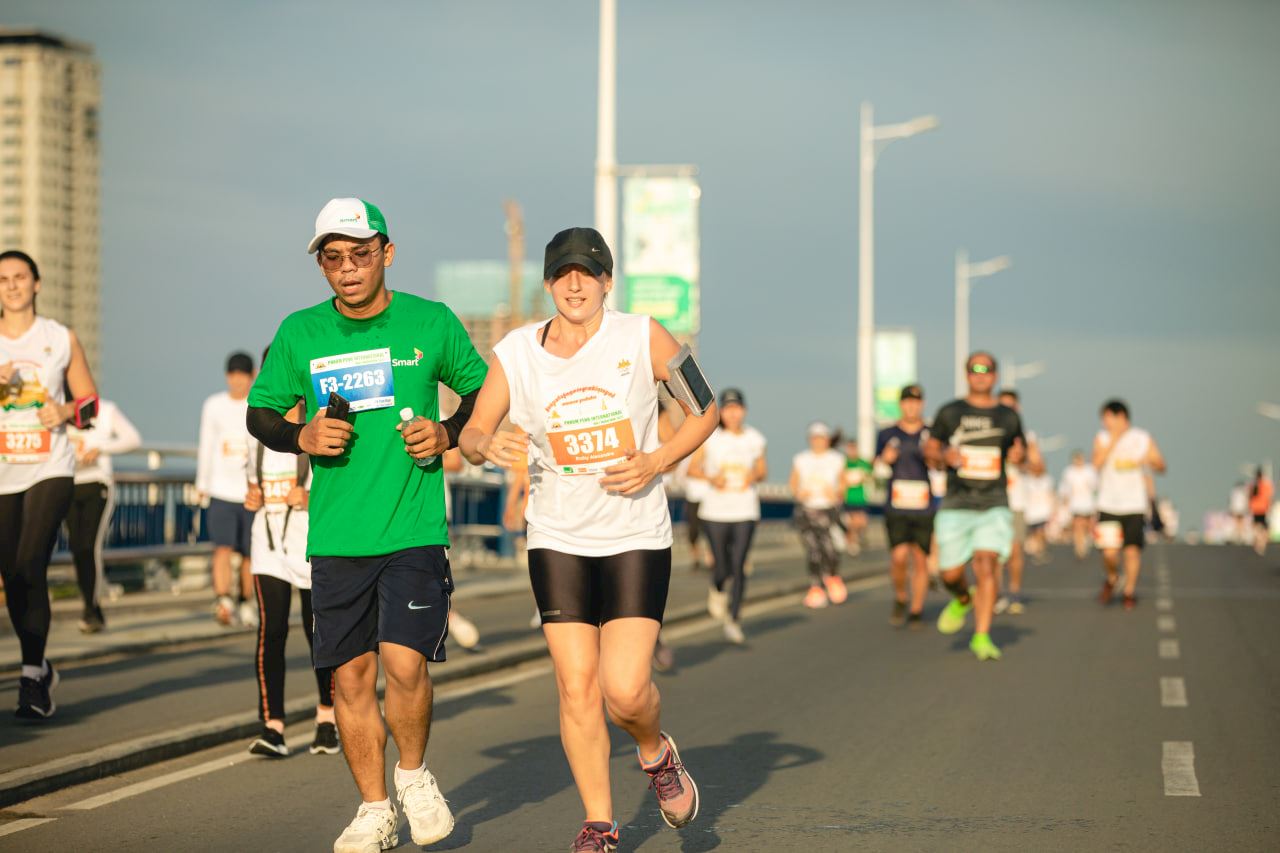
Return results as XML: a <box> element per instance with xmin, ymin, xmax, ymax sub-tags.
<box><xmin>906</xmin><ymin>612</ymin><xmax>923</xmax><ymax>630</ymax></box>
<box><xmin>15</xmin><ymin>661</ymin><xmax>58</xmax><ymax>720</ymax></box>
<box><xmin>310</xmin><ymin>722</ymin><xmax>341</xmax><ymax>755</ymax></box>
<box><xmin>249</xmin><ymin>726</ymin><xmax>290</xmax><ymax>757</ymax></box>
<box><xmin>889</xmin><ymin>599</ymin><xmax>908</xmax><ymax>627</ymax></box>
<box><xmin>78</xmin><ymin>605</ymin><xmax>106</xmax><ymax>634</ymax></box>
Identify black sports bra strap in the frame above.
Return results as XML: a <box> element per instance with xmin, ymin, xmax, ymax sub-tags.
<box><xmin>540</xmin><ymin>320</ymin><xmax>552</xmax><ymax>348</ymax></box>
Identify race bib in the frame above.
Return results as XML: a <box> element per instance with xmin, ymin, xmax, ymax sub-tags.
<box><xmin>891</xmin><ymin>479</ymin><xmax>931</xmax><ymax>511</ymax></box>
<box><xmin>221</xmin><ymin>436</ymin><xmax>248</xmax><ymax>461</ymax></box>
<box><xmin>845</xmin><ymin>468</ymin><xmax>866</xmax><ymax>487</ymax></box>
<box><xmin>260</xmin><ymin>473</ymin><xmax>297</xmax><ymax>511</ymax></box>
<box><xmin>310</xmin><ymin>348</ymin><xmax>395</xmax><ymax>412</ymax></box>
<box><xmin>0</xmin><ymin>425</ymin><xmax>51</xmax><ymax>463</ymax></box>
<box><xmin>1095</xmin><ymin>520</ymin><xmax>1123</xmax><ymax>550</ymax></box>
<box><xmin>544</xmin><ymin>388</ymin><xmax>636</xmax><ymax>475</ymax></box>
<box><xmin>958</xmin><ymin>445</ymin><xmax>1001</xmax><ymax>481</ymax></box>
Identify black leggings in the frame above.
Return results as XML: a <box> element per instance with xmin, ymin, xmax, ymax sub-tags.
<box><xmin>684</xmin><ymin>500</ymin><xmax>704</xmax><ymax>547</ymax></box>
<box><xmin>253</xmin><ymin>574</ymin><xmax>334</xmax><ymax>722</ymax></box>
<box><xmin>65</xmin><ymin>481</ymin><xmax>111</xmax><ymax>611</ymax></box>
<box><xmin>528</xmin><ymin>548</ymin><xmax>671</xmax><ymax>625</ymax></box>
<box><xmin>0</xmin><ymin>477</ymin><xmax>74</xmax><ymax>667</ymax></box>
<box><xmin>795</xmin><ymin>508</ymin><xmax>839</xmax><ymax>581</ymax></box>
<box><xmin>704</xmin><ymin>520</ymin><xmax>756</xmax><ymax>621</ymax></box>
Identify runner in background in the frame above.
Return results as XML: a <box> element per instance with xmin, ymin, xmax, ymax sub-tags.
<box><xmin>1229</xmin><ymin>481</ymin><xmax>1249</xmax><ymax>544</ymax></box>
<box><xmin>875</xmin><ymin>384</ymin><xmax>934</xmax><ymax>628</ymax></box>
<box><xmin>65</xmin><ymin>398</ymin><xmax>141</xmax><ymax>633</ymax></box>
<box><xmin>1059</xmin><ymin>450</ymin><xmax>1098</xmax><ymax>560</ymax></box>
<box><xmin>1249</xmin><ymin>466</ymin><xmax>1273</xmax><ymax>557</ymax></box>
<box><xmin>995</xmin><ymin>389</ymin><xmax>1041</xmax><ymax>615</ymax></box>
<box><xmin>789</xmin><ymin>421</ymin><xmax>847</xmax><ymax>610</ymax></box>
<box><xmin>1022</xmin><ymin>468</ymin><xmax>1055</xmax><ymax>567</ymax></box>
<box><xmin>840</xmin><ymin>437</ymin><xmax>873</xmax><ymax>555</ymax></box>
<box><xmin>197</xmin><ymin>352</ymin><xmax>257</xmax><ymax>627</ymax></box>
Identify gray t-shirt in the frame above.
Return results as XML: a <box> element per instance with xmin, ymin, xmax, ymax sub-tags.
<box><xmin>931</xmin><ymin>400</ymin><xmax>1024</xmax><ymax>511</ymax></box>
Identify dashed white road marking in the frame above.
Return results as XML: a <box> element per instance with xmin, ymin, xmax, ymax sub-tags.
<box><xmin>0</xmin><ymin>819</ymin><xmax>56</xmax><ymax>838</ymax></box>
<box><xmin>1160</xmin><ymin>676</ymin><xmax>1188</xmax><ymax>708</ymax></box>
<box><xmin>1158</xmin><ymin>639</ymin><xmax>1181</xmax><ymax>659</ymax></box>
<box><xmin>1162</xmin><ymin>741</ymin><xmax>1201</xmax><ymax>796</ymax></box>
<box><xmin>1156</xmin><ymin>597</ymin><xmax>1173</xmax><ymax>611</ymax></box>
<box><xmin>1157</xmin><ymin>615</ymin><xmax>1177</xmax><ymax>632</ymax></box>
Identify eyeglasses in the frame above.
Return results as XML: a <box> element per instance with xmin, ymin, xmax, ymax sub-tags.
<box><xmin>319</xmin><ymin>244</ymin><xmax>384</xmax><ymax>272</ymax></box>
<box><xmin>968</xmin><ymin>363</ymin><xmax>993</xmax><ymax>375</ymax></box>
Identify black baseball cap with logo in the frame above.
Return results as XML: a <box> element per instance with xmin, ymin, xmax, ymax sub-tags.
<box><xmin>719</xmin><ymin>388</ymin><xmax>746</xmax><ymax>408</ymax></box>
<box><xmin>900</xmin><ymin>384</ymin><xmax>924</xmax><ymax>401</ymax></box>
<box><xmin>544</xmin><ymin>227</ymin><xmax>614</xmax><ymax>280</ymax></box>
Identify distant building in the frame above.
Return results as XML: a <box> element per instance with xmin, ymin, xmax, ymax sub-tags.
<box><xmin>434</xmin><ymin>261</ymin><xmax>545</xmax><ymax>362</ymax></box>
<box><xmin>0</xmin><ymin>30</ymin><xmax>101</xmax><ymax>368</ymax></box>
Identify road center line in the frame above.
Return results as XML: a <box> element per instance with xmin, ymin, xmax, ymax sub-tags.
<box><xmin>1157</xmin><ymin>615</ymin><xmax>1177</xmax><ymax>632</ymax></box>
<box><xmin>1162</xmin><ymin>741</ymin><xmax>1201</xmax><ymax>796</ymax></box>
<box><xmin>1160</xmin><ymin>676</ymin><xmax>1188</xmax><ymax>708</ymax></box>
<box><xmin>0</xmin><ymin>818</ymin><xmax>56</xmax><ymax>838</ymax></box>
<box><xmin>1158</xmin><ymin>639</ymin><xmax>1180</xmax><ymax>659</ymax></box>
<box><xmin>1155</xmin><ymin>597</ymin><xmax>1173</xmax><ymax>611</ymax></box>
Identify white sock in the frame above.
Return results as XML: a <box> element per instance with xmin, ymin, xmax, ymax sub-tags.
<box><xmin>362</xmin><ymin>798</ymin><xmax>392</xmax><ymax>811</ymax></box>
<box><xmin>394</xmin><ymin>762</ymin><xmax>425</xmax><ymax>786</ymax></box>
<box><xmin>21</xmin><ymin>664</ymin><xmax>44</xmax><ymax>680</ymax></box>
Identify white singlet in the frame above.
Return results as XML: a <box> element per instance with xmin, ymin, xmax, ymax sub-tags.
<box><xmin>1096</xmin><ymin>427</ymin><xmax>1152</xmax><ymax>515</ymax></box>
<box><xmin>69</xmin><ymin>400</ymin><xmax>142</xmax><ymax>486</ymax></box>
<box><xmin>792</xmin><ymin>448</ymin><xmax>845</xmax><ymax>511</ymax></box>
<box><xmin>697</xmin><ymin>426</ymin><xmax>767</xmax><ymax>523</ymax></box>
<box><xmin>0</xmin><ymin>316</ymin><xmax>74</xmax><ymax>494</ymax></box>
<box><xmin>196</xmin><ymin>391</ymin><xmax>251</xmax><ymax>503</ymax></box>
<box><xmin>494</xmin><ymin>310</ymin><xmax>672</xmax><ymax>557</ymax></box>
<box><xmin>1059</xmin><ymin>463</ymin><xmax>1098</xmax><ymax>516</ymax></box>
<box><xmin>247</xmin><ymin>439</ymin><xmax>311</xmax><ymax>587</ymax></box>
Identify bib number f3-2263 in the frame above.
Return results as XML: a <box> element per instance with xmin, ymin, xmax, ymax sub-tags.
<box><xmin>316</xmin><ymin>369</ymin><xmax>388</xmax><ymax>397</ymax></box>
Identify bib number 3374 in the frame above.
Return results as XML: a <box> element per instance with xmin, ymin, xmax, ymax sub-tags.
<box><xmin>547</xmin><ymin>410</ymin><xmax>637</xmax><ymax>475</ymax></box>
<box><xmin>310</xmin><ymin>348</ymin><xmax>395</xmax><ymax>413</ymax></box>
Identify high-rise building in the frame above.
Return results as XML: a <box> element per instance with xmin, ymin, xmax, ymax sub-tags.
<box><xmin>0</xmin><ymin>30</ymin><xmax>101</xmax><ymax>368</ymax></box>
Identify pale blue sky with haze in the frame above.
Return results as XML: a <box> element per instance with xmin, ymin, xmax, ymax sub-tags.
<box><xmin>6</xmin><ymin>0</ymin><xmax>1279</xmax><ymax>526</ymax></box>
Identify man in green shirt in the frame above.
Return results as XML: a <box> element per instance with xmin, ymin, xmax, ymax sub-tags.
<box><xmin>842</xmin><ymin>438</ymin><xmax>874</xmax><ymax>554</ymax></box>
<box><xmin>247</xmin><ymin>198</ymin><xmax>486</xmax><ymax>853</ymax></box>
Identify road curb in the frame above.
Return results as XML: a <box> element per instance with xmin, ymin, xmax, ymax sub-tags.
<box><xmin>0</xmin><ymin>558</ymin><xmax>884</xmax><ymax>809</ymax></box>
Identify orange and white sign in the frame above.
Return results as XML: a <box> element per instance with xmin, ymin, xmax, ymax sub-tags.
<box><xmin>890</xmin><ymin>479</ymin><xmax>932</xmax><ymax>511</ymax></box>
<box><xmin>958</xmin><ymin>445</ymin><xmax>1001</xmax><ymax>481</ymax></box>
<box><xmin>545</xmin><ymin>387</ymin><xmax>636</xmax><ymax>476</ymax></box>
<box><xmin>0</xmin><ymin>426</ymin><xmax>51</xmax><ymax>463</ymax></box>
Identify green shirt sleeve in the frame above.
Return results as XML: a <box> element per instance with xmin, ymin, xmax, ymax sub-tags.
<box><xmin>248</xmin><ymin>319</ymin><xmax>305</xmax><ymax>414</ymax></box>
<box><xmin>436</xmin><ymin>305</ymin><xmax>488</xmax><ymax>395</ymax></box>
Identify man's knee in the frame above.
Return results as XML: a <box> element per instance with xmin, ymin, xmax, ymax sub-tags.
<box><xmin>382</xmin><ymin>648</ymin><xmax>429</xmax><ymax>692</ymax></box>
<box><xmin>335</xmin><ymin>654</ymin><xmax>378</xmax><ymax>703</ymax></box>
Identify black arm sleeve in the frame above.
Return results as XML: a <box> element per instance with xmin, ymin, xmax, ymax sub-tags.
<box><xmin>440</xmin><ymin>390</ymin><xmax>478</xmax><ymax>450</ymax></box>
<box><xmin>247</xmin><ymin>406</ymin><xmax>303</xmax><ymax>454</ymax></box>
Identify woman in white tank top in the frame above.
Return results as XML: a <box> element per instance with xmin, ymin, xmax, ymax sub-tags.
<box><xmin>461</xmin><ymin>227</ymin><xmax>717</xmax><ymax>852</ymax></box>
<box><xmin>0</xmin><ymin>250</ymin><xmax>99</xmax><ymax>719</ymax></box>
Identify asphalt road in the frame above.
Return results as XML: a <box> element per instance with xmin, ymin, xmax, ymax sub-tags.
<box><xmin>2</xmin><ymin>543</ymin><xmax>1277</xmax><ymax>852</ymax></box>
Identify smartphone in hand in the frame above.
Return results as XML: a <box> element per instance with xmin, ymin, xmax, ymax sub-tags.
<box><xmin>327</xmin><ymin>391</ymin><xmax>351</xmax><ymax>422</ymax></box>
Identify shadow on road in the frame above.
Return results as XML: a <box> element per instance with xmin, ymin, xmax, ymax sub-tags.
<box><xmin>949</xmin><ymin>622</ymin><xmax>1035</xmax><ymax>653</ymax></box>
<box><xmin>621</xmin><ymin>731</ymin><xmax>823</xmax><ymax>851</ymax></box>
<box><xmin>667</xmin><ymin>614</ymin><xmax>805</xmax><ymax>672</ymax></box>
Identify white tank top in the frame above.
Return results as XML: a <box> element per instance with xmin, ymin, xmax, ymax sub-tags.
<box><xmin>1096</xmin><ymin>427</ymin><xmax>1151</xmax><ymax>515</ymax></box>
<box><xmin>0</xmin><ymin>316</ymin><xmax>74</xmax><ymax>494</ymax></box>
<box><xmin>697</xmin><ymin>426</ymin><xmax>767</xmax><ymax>522</ymax></box>
<box><xmin>493</xmin><ymin>310</ymin><xmax>672</xmax><ymax>556</ymax></box>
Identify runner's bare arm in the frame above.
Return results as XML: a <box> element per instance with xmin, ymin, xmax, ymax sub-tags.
<box><xmin>1091</xmin><ymin>433</ymin><xmax>1110</xmax><ymax>469</ymax></box>
<box><xmin>459</xmin><ymin>360</ymin><xmax>527</xmax><ymax>468</ymax></box>
<box><xmin>1147</xmin><ymin>438</ymin><xmax>1167</xmax><ymax>475</ymax></box>
<box><xmin>749</xmin><ymin>456</ymin><xmax>768</xmax><ymax>485</ymax></box>
<box><xmin>39</xmin><ymin>330</ymin><xmax>97</xmax><ymax>428</ymax></box>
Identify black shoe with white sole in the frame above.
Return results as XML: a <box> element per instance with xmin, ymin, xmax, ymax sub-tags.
<box><xmin>310</xmin><ymin>722</ymin><xmax>341</xmax><ymax>755</ymax></box>
<box><xmin>249</xmin><ymin>726</ymin><xmax>290</xmax><ymax>757</ymax></box>
<box><xmin>15</xmin><ymin>661</ymin><xmax>58</xmax><ymax>720</ymax></box>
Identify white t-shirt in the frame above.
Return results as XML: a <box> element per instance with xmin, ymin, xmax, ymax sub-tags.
<box><xmin>494</xmin><ymin>311</ymin><xmax>672</xmax><ymax>556</ymax></box>
<box><xmin>1096</xmin><ymin>427</ymin><xmax>1152</xmax><ymax>515</ymax></box>
<box><xmin>246</xmin><ymin>439</ymin><xmax>311</xmax><ymax>587</ymax></box>
<box><xmin>1023</xmin><ymin>472</ymin><xmax>1056</xmax><ymax>526</ymax></box>
<box><xmin>1058</xmin><ymin>463</ymin><xmax>1098</xmax><ymax>516</ymax></box>
<box><xmin>697</xmin><ymin>426</ymin><xmax>767</xmax><ymax>523</ymax></box>
<box><xmin>69</xmin><ymin>400</ymin><xmax>142</xmax><ymax>486</ymax></box>
<box><xmin>791</xmin><ymin>448</ymin><xmax>845</xmax><ymax>510</ymax></box>
<box><xmin>0</xmin><ymin>316</ymin><xmax>74</xmax><ymax>494</ymax></box>
<box><xmin>1228</xmin><ymin>485</ymin><xmax>1249</xmax><ymax>516</ymax></box>
<box><xmin>1005</xmin><ymin>428</ymin><xmax>1037</xmax><ymax>513</ymax></box>
<box><xmin>196</xmin><ymin>391</ymin><xmax>250</xmax><ymax>503</ymax></box>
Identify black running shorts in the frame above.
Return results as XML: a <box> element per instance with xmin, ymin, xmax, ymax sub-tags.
<box><xmin>1097</xmin><ymin>512</ymin><xmax>1145</xmax><ymax>550</ymax></box>
<box><xmin>310</xmin><ymin>546</ymin><xmax>454</xmax><ymax>669</ymax></box>
<box><xmin>528</xmin><ymin>547</ymin><xmax>671</xmax><ymax>626</ymax></box>
<box><xmin>885</xmin><ymin>512</ymin><xmax>934</xmax><ymax>552</ymax></box>
<box><xmin>206</xmin><ymin>498</ymin><xmax>253</xmax><ymax>555</ymax></box>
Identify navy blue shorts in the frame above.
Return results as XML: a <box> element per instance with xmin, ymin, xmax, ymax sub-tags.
<box><xmin>310</xmin><ymin>546</ymin><xmax>454</xmax><ymax>669</ymax></box>
<box><xmin>205</xmin><ymin>498</ymin><xmax>253</xmax><ymax>555</ymax></box>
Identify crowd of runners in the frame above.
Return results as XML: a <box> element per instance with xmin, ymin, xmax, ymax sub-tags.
<box><xmin>0</xmin><ymin>196</ymin><xmax>1213</xmax><ymax>852</ymax></box>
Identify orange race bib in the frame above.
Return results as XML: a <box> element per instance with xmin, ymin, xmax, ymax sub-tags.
<box><xmin>260</xmin><ymin>474</ymin><xmax>297</xmax><ymax>509</ymax></box>
<box><xmin>0</xmin><ymin>426</ymin><xmax>52</xmax><ymax>463</ymax></box>
<box><xmin>544</xmin><ymin>387</ymin><xmax>636</xmax><ymax>476</ymax></box>
<box><xmin>890</xmin><ymin>479</ymin><xmax>932</xmax><ymax>511</ymax></box>
<box><xmin>1095</xmin><ymin>520</ymin><xmax>1124</xmax><ymax>550</ymax></box>
<box><xmin>958</xmin><ymin>445</ymin><xmax>1001</xmax><ymax>481</ymax></box>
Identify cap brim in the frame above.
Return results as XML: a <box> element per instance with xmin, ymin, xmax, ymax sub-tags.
<box><xmin>545</xmin><ymin>254</ymin><xmax>607</xmax><ymax>279</ymax></box>
<box><xmin>307</xmin><ymin>227</ymin><xmax>380</xmax><ymax>254</ymax></box>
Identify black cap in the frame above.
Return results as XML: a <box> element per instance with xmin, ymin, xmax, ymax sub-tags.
<box><xmin>544</xmin><ymin>227</ymin><xmax>613</xmax><ymax>280</ymax></box>
<box><xmin>900</xmin><ymin>384</ymin><xmax>923</xmax><ymax>401</ymax></box>
<box><xmin>719</xmin><ymin>388</ymin><xmax>746</xmax><ymax>408</ymax></box>
<box><xmin>225</xmin><ymin>351</ymin><xmax>254</xmax><ymax>375</ymax></box>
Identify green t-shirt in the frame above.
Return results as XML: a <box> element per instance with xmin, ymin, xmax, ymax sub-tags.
<box><xmin>844</xmin><ymin>457</ymin><xmax>873</xmax><ymax>506</ymax></box>
<box><xmin>249</xmin><ymin>292</ymin><xmax>487</xmax><ymax>557</ymax></box>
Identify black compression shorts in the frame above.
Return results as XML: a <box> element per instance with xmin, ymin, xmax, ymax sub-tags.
<box><xmin>885</xmin><ymin>512</ymin><xmax>934</xmax><ymax>552</ymax></box>
<box><xmin>528</xmin><ymin>548</ymin><xmax>671</xmax><ymax>626</ymax></box>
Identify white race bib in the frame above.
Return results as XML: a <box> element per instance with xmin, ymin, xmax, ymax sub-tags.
<box><xmin>958</xmin><ymin>445</ymin><xmax>1001</xmax><ymax>481</ymax></box>
<box><xmin>890</xmin><ymin>479</ymin><xmax>931</xmax><ymax>511</ymax></box>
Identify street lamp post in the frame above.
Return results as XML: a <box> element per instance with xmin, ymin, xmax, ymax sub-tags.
<box><xmin>954</xmin><ymin>251</ymin><xmax>1011</xmax><ymax>396</ymax></box>
<box><xmin>595</xmin><ymin>0</ymin><xmax>617</xmax><ymax>291</ymax></box>
<box><xmin>857</xmin><ymin>102</ymin><xmax>939</xmax><ymax>452</ymax></box>
<box><xmin>1004</xmin><ymin>360</ymin><xmax>1047</xmax><ymax>391</ymax></box>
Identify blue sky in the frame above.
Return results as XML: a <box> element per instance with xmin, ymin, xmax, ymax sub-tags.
<box><xmin>6</xmin><ymin>0</ymin><xmax>1279</xmax><ymax>526</ymax></box>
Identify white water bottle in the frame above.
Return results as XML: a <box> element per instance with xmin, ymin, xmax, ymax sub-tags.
<box><xmin>400</xmin><ymin>407</ymin><xmax>434</xmax><ymax>467</ymax></box>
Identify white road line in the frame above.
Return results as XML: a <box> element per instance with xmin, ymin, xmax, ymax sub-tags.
<box><xmin>1158</xmin><ymin>639</ymin><xmax>1181</xmax><ymax>660</ymax></box>
<box><xmin>1160</xmin><ymin>676</ymin><xmax>1188</xmax><ymax>708</ymax></box>
<box><xmin>1162</xmin><ymin>741</ymin><xmax>1201</xmax><ymax>796</ymax></box>
<box><xmin>0</xmin><ymin>818</ymin><xmax>56</xmax><ymax>838</ymax></box>
<box><xmin>1156</xmin><ymin>597</ymin><xmax>1173</xmax><ymax>611</ymax></box>
<box><xmin>1157</xmin><ymin>615</ymin><xmax>1177</xmax><ymax>632</ymax></box>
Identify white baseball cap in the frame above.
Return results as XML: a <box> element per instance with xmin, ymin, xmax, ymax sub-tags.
<box><xmin>307</xmin><ymin>197</ymin><xmax>389</xmax><ymax>253</ymax></box>
<box><xmin>807</xmin><ymin>421</ymin><xmax>832</xmax><ymax>439</ymax></box>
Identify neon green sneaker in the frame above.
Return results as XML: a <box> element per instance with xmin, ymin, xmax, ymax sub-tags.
<box><xmin>936</xmin><ymin>596</ymin><xmax>972</xmax><ymax>635</ymax></box>
<box><xmin>970</xmin><ymin>632</ymin><xmax>1002</xmax><ymax>661</ymax></box>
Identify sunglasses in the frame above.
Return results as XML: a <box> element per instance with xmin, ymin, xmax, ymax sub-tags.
<box><xmin>319</xmin><ymin>244</ymin><xmax>384</xmax><ymax>272</ymax></box>
<box><xmin>968</xmin><ymin>363</ymin><xmax>994</xmax><ymax>375</ymax></box>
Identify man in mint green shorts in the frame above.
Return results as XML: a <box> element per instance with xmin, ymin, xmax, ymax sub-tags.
<box><xmin>924</xmin><ymin>351</ymin><xmax>1025</xmax><ymax>661</ymax></box>
<box><xmin>247</xmin><ymin>198</ymin><xmax>487</xmax><ymax>852</ymax></box>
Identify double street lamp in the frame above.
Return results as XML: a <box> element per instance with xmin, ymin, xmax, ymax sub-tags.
<box><xmin>953</xmin><ymin>251</ymin><xmax>1011</xmax><ymax>396</ymax></box>
<box><xmin>857</xmin><ymin>102</ymin><xmax>939</xmax><ymax>451</ymax></box>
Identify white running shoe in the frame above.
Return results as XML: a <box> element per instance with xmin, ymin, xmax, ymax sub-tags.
<box><xmin>395</xmin><ymin>767</ymin><xmax>454</xmax><ymax>846</ymax></box>
<box><xmin>448</xmin><ymin>611</ymin><xmax>480</xmax><ymax>650</ymax></box>
<box><xmin>723</xmin><ymin>621</ymin><xmax>745</xmax><ymax>644</ymax></box>
<box><xmin>238</xmin><ymin>600</ymin><xmax>259</xmax><ymax>628</ymax></box>
<box><xmin>707</xmin><ymin>588</ymin><xmax>728</xmax><ymax>621</ymax></box>
<box><xmin>333</xmin><ymin>803</ymin><xmax>399</xmax><ymax>853</ymax></box>
<box><xmin>993</xmin><ymin>595</ymin><xmax>1010</xmax><ymax>615</ymax></box>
